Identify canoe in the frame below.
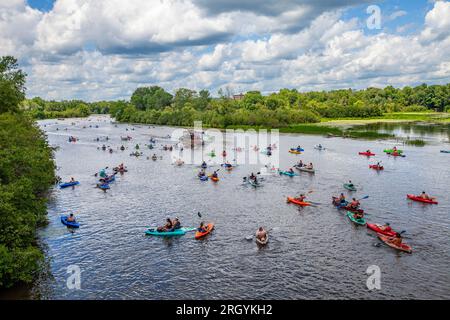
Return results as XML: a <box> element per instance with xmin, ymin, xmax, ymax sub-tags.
<box><xmin>61</xmin><ymin>216</ymin><xmax>80</xmax><ymax>228</ymax></box>
<box><xmin>195</xmin><ymin>223</ymin><xmax>214</xmax><ymax>239</ymax></box>
<box><xmin>145</xmin><ymin>227</ymin><xmax>196</xmax><ymax>237</ymax></box>
<box><xmin>358</xmin><ymin>152</ymin><xmax>375</xmax><ymax>156</ymax></box>
<box><xmin>256</xmin><ymin>234</ymin><xmax>269</xmax><ymax>246</ymax></box>
<box><xmin>288</xmin><ymin>150</ymin><xmax>301</xmax><ymax>154</ymax></box>
<box><xmin>440</xmin><ymin>150</ymin><xmax>450</xmax><ymax>153</ymax></box>
<box><xmin>343</xmin><ymin>183</ymin><xmax>357</xmax><ymax>191</ymax></box>
<box><xmin>383</xmin><ymin>149</ymin><xmax>403</xmax><ymax>154</ymax></box>
<box><xmin>367</xmin><ymin>223</ymin><xmax>397</xmax><ymax>237</ymax></box>
<box><xmin>406</xmin><ymin>194</ymin><xmax>438</xmax><ymax>204</ymax></box>
<box><xmin>287</xmin><ymin>197</ymin><xmax>311</xmax><ymax>207</ymax></box>
<box><xmin>279</xmin><ymin>171</ymin><xmax>298</xmax><ymax>177</ymax></box>
<box><xmin>296</xmin><ymin>166</ymin><xmax>315</xmax><ymax>173</ymax></box>
<box><xmin>377</xmin><ymin>233</ymin><xmax>412</xmax><ymax>253</ymax></box>
<box><xmin>60</xmin><ymin>181</ymin><xmax>80</xmax><ymax>188</ymax></box>
<box><xmin>369</xmin><ymin>165</ymin><xmax>384</xmax><ymax>170</ymax></box>
<box><xmin>346</xmin><ymin>211</ymin><xmax>366</xmax><ymax>226</ymax></box>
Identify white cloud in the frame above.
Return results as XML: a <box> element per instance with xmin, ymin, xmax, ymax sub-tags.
<box><xmin>0</xmin><ymin>0</ymin><xmax>449</xmax><ymax>101</ymax></box>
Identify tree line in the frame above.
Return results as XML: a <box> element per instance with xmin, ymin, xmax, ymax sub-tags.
<box><xmin>0</xmin><ymin>56</ymin><xmax>55</xmax><ymax>288</ymax></box>
<box><xmin>23</xmin><ymin>83</ymin><xmax>450</xmax><ymax>128</ymax></box>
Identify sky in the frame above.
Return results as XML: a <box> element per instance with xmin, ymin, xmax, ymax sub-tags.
<box><xmin>0</xmin><ymin>0</ymin><xmax>449</xmax><ymax>101</ymax></box>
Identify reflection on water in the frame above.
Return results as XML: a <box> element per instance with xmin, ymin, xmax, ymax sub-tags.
<box><xmin>30</xmin><ymin>116</ymin><xmax>450</xmax><ymax>300</ymax></box>
<box><xmin>351</xmin><ymin>122</ymin><xmax>450</xmax><ymax>142</ymax></box>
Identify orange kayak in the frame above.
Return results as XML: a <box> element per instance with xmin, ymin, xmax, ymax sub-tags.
<box><xmin>211</xmin><ymin>176</ymin><xmax>219</xmax><ymax>182</ymax></box>
<box><xmin>195</xmin><ymin>223</ymin><xmax>214</xmax><ymax>239</ymax></box>
<box><xmin>287</xmin><ymin>197</ymin><xmax>311</xmax><ymax>206</ymax></box>
<box><xmin>377</xmin><ymin>233</ymin><xmax>412</xmax><ymax>253</ymax></box>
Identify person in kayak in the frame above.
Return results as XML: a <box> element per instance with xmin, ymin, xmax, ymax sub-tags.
<box><xmin>255</xmin><ymin>227</ymin><xmax>267</xmax><ymax>242</ymax></box>
<box><xmin>120</xmin><ymin>145</ymin><xmax>125</xmax><ymax>151</ymax></box>
<box><xmin>70</xmin><ymin>177</ymin><xmax>75</xmax><ymax>183</ymax></box>
<box><xmin>135</xmin><ymin>144</ymin><xmax>140</xmax><ymax>150</ymax></box>
<box><xmin>297</xmin><ymin>160</ymin><xmax>304</xmax><ymax>167</ymax></box>
<box><xmin>201</xmin><ymin>161</ymin><xmax>207</xmax><ymax>168</ymax></box>
<box><xmin>305</xmin><ymin>162</ymin><xmax>314</xmax><ymax>170</ymax></box>
<box><xmin>249</xmin><ymin>172</ymin><xmax>256</xmax><ymax>180</ymax></box>
<box><xmin>198</xmin><ymin>222</ymin><xmax>208</xmax><ymax>233</ymax></box>
<box><xmin>288</xmin><ymin>168</ymin><xmax>295</xmax><ymax>174</ymax></box>
<box><xmin>157</xmin><ymin>218</ymin><xmax>173</xmax><ymax>232</ymax></box>
<box><xmin>366</xmin><ymin>149</ymin><xmax>371</xmax><ymax>154</ymax></box>
<box><xmin>296</xmin><ymin>194</ymin><xmax>306</xmax><ymax>202</ymax></box>
<box><xmin>170</xmin><ymin>218</ymin><xmax>181</xmax><ymax>231</ymax></box>
<box><xmin>347</xmin><ymin>180</ymin><xmax>355</xmax><ymax>188</ymax></box>
<box><xmin>198</xmin><ymin>169</ymin><xmax>206</xmax><ymax>177</ymax></box>
<box><xmin>267</xmin><ymin>145</ymin><xmax>272</xmax><ymax>151</ymax></box>
<box><xmin>349</xmin><ymin>198</ymin><xmax>360</xmax><ymax>210</ymax></box>
<box><xmin>99</xmin><ymin>168</ymin><xmax>107</xmax><ymax>178</ymax></box>
<box><xmin>378</xmin><ymin>223</ymin><xmax>392</xmax><ymax>232</ymax></box>
<box><xmin>419</xmin><ymin>191</ymin><xmax>433</xmax><ymax>200</ymax></box>
<box><xmin>387</xmin><ymin>232</ymin><xmax>403</xmax><ymax>247</ymax></box>
<box><xmin>392</xmin><ymin>146</ymin><xmax>398</xmax><ymax>152</ymax></box>
<box><xmin>296</xmin><ymin>145</ymin><xmax>302</xmax><ymax>150</ymax></box>
<box><xmin>109</xmin><ymin>148</ymin><xmax>113</xmax><ymax>153</ymax></box>
<box><xmin>67</xmin><ymin>213</ymin><xmax>76</xmax><ymax>222</ymax></box>
<box><xmin>102</xmin><ymin>144</ymin><xmax>106</xmax><ymax>151</ymax></box>
<box><xmin>211</xmin><ymin>170</ymin><xmax>218</xmax><ymax>178</ymax></box>
<box><xmin>222</xmin><ymin>150</ymin><xmax>227</xmax><ymax>157</ymax></box>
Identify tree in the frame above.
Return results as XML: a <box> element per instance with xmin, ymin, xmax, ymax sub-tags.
<box><xmin>0</xmin><ymin>56</ymin><xmax>26</xmax><ymax>113</ymax></box>
<box><xmin>130</xmin><ymin>86</ymin><xmax>172</xmax><ymax>110</ymax></box>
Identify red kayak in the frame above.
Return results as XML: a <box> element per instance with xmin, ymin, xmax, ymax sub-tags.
<box><xmin>287</xmin><ymin>197</ymin><xmax>311</xmax><ymax>207</ymax></box>
<box><xmin>377</xmin><ymin>233</ymin><xmax>412</xmax><ymax>253</ymax></box>
<box><xmin>359</xmin><ymin>152</ymin><xmax>375</xmax><ymax>156</ymax></box>
<box><xmin>367</xmin><ymin>223</ymin><xmax>396</xmax><ymax>237</ymax></box>
<box><xmin>407</xmin><ymin>194</ymin><xmax>438</xmax><ymax>204</ymax></box>
<box><xmin>369</xmin><ymin>165</ymin><xmax>384</xmax><ymax>170</ymax></box>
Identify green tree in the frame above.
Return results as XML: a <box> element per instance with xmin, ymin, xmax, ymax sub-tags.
<box><xmin>0</xmin><ymin>56</ymin><xmax>26</xmax><ymax>113</ymax></box>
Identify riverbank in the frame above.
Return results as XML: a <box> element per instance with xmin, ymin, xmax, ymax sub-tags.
<box><xmin>0</xmin><ymin>113</ymin><xmax>55</xmax><ymax>289</ymax></box>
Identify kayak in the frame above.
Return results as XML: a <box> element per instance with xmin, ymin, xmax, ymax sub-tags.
<box><xmin>195</xmin><ymin>223</ymin><xmax>214</xmax><ymax>239</ymax></box>
<box><xmin>377</xmin><ymin>233</ymin><xmax>412</xmax><ymax>253</ymax></box>
<box><xmin>346</xmin><ymin>211</ymin><xmax>366</xmax><ymax>226</ymax></box>
<box><xmin>61</xmin><ymin>216</ymin><xmax>80</xmax><ymax>228</ymax></box>
<box><xmin>296</xmin><ymin>166</ymin><xmax>315</xmax><ymax>173</ymax></box>
<box><xmin>383</xmin><ymin>149</ymin><xmax>403</xmax><ymax>154</ymax></box>
<box><xmin>287</xmin><ymin>197</ymin><xmax>311</xmax><ymax>206</ymax></box>
<box><xmin>249</xmin><ymin>179</ymin><xmax>262</xmax><ymax>187</ymax></box>
<box><xmin>343</xmin><ymin>183</ymin><xmax>357</xmax><ymax>191</ymax></box>
<box><xmin>279</xmin><ymin>171</ymin><xmax>298</xmax><ymax>177</ymax></box>
<box><xmin>98</xmin><ymin>184</ymin><xmax>110</xmax><ymax>190</ymax></box>
<box><xmin>288</xmin><ymin>150</ymin><xmax>301</xmax><ymax>154</ymax></box>
<box><xmin>386</xmin><ymin>152</ymin><xmax>405</xmax><ymax>157</ymax></box>
<box><xmin>440</xmin><ymin>150</ymin><xmax>450</xmax><ymax>153</ymax></box>
<box><xmin>199</xmin><ymin>175</ymin><xmax>208</xmax><ymax>181</ymax></box>
<box><xmin>359</xmin><ymin>152</ymin><xmax>375</xmax><ymax>156</ymax></box>
<box><xmin>60</xmin><ymin>181</ymin><xmax>80</xmax><ymax>188</ymax></box>
<box><xmin>210</xmin><ymin>176</ymin><xmax>219</xmax><ymax>182</ymax></box>
<box><xmin>101</xmin><ymin>175</ymin><xmax>115</xmax><ymax>183</ymax></box>
<box><xmin>314</xmin><ymin>145</ymin><xmax>325</xmax><ymax>150</ymax></box>
<box><xmin>332</xmin><ymin>198</ymin><xmax>364</xmax><ymax>214</ymax></box>
<box><xmin>369</xmin><ymin>165</ymin><xmax>384</xmax><ymax>170</ymax></box>
<box><xmin>406</xmin><ymin>194</ymin><xmax>438</xmax><ymax>204</ymax></box>
<box><xmin>256</xmin><ymin>234</ymin><xmax>269</xmax><ymax>246</ymax></box>
<box><xmin>290</xmin><ymin>147</ymin><xmax>304</xmax><ymax>151</ymax></box>
<box><xmin>208</xmin><ymin>152</ymin><xmax>216</xmax><ymax>157</ymax></box>
<box><xmin>145</xmin><ymin>227</ymin><xmax>196</xmax><ymax>236</ymax></box>
<box><xmin>367</xmin><ymin>223</ymin><xmax>397</xmax><ymax>237</ymax></box>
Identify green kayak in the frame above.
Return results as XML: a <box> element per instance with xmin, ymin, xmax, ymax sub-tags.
<box><xmin>346</xmin><ymin>211</ymin><xmax>366</xmax><ymax>226</ymax></box>
<box><xmin>145</xmin><ymin>227</ymin><xmax>196</xmax><ymax>236</ymax></box>
<box><xmin>383</xmin><ymin>149</ymin><xmax>403</xmax><ymax>154</ymax></box>
<box><xmin>343</xmin><ymin>183</ymin><xmax>357</xmax><ymax>191</ymax></box>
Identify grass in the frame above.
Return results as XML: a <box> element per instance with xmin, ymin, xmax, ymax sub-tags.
<box><xmin>322</xmin><ymin>112</ymin><xmax>450</xmax><ymax>125</ymax></box>
<box><xmin>404</xmin><ymin>139</ymin><xmax>426</xmax><ymax>146</ymax></box>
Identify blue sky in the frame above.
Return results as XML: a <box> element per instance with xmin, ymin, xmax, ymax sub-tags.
<box><xmin>1</xmin><ymin>0</ymin><xmax>448</xmax><ymax>101</ymax></box>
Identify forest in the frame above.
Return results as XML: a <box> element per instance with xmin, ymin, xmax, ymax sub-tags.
<box><xmin>22</xmin><ymin>83</ymin><xmax>450</xmax><ymax>129</ymax></box>
<box><xmin>0</xmin><ymin>56</ymin><xmax>56</xmax><ymax>288</ymax></box>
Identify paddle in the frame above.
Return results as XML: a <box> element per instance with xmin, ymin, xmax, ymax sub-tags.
<box><xmin>358</xmin><ymin>195</ymin><xmax>369</xmax><ymax>201</ymax></box>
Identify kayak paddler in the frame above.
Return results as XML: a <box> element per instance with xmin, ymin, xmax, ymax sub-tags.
<box><xmin>305</xmin><ymin>162</ymin><xmax>314</xmax><ymax>170</ymax></box>
<box><xmin>157</xmin><ymin>218</ymin><xmax>173</xmax><ymax>232</ymax></box>
<box><xmin>288</xmin><ymin>168</ymin><xmax>295</xmax><ymax>174</ymax></box>
<box><xmin>347</xmin><ymin>180</ymin><xmax>355</xmax><ymax>188</ymax></box>
<box><xmin>211</xmin><ymin>170</ymin><xmax>218</xmax><ymax>178</ymax></box>
<box><xmin>386</xmin><ymin>232</ymin><xmax>404</xmax><ymax>247</ymax></box>
<box><xmin>249</xmin><ymin>172</ymin><xmax>256</xmax><ymax>180</ymax></box>
<box><xmin>169</xmin><ymin>218</ymin><xmax>181</xmax><ymax>231</ymax></box>
<box><xmin>297</xmin><ymin>160</ymin><xmax>304</xmax><ymax>167</ymax></box>
<box><xmin>378</xmin><ymin>223</ymin><xmax>392</xmax><ymax>232</ymax></box>
<box><xmin>120</xmin><ymin>145</ymin><xmax>125</xmax><ymax>151</ymax></box>
<box><xmin>349</xmin><ymin>198</ymin><xmax>360</xmax><ymax>210</ymax></box>
<box><xmin>255</xmin><ymin>227</ymin><xmax>267</xmax><ymax>242</ymax></box>
<box><xmin>296</xmin><ymin>194</ymin><xmax>306</xmax><ymax>202</ymax></box>
<box><xmin>198</xmin><ymin>169</ymin><xmax>206</xmax><ymax>177</ymax></box>
<box><xmin>67</xmin><ymin>213</ymin><xmax>76</xmax><ymax>222</ymax></box>
<box><xmin>70</xmin><ymin>177</ymin><xmax>75</xmax><ymax>182</ymax></box>
<box><xmin>419</xmin><ymin>191</ymin><xmax>434</xmax><ymax>200</ymax></box>
<box><xmin>198</xmin><ymin>222</ymin><xmax>208</xmax><ymax>233</ymax></box>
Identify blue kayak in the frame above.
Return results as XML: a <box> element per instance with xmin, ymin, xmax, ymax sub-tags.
<box><xmin>145</xmin><ymin>227</ymin><xmax>196</xmax><ymax>236</ymax></box>
<box><xmin>440</xmin><ymin>150</ymin><xmax>450</xmax><ymax>153</ymax></box>
<box><xmin>199</xmin><ymin>175</ymin><xmax>208</xmax><ymax>181</ymax></box>
<box><xmin>98</xmin><ymin>183</ymin><xmax>110</xmax><ymax>190</ymax></box>
<box><xmin>61</xmin><ymin>216</ymin><xmax>80</xmax><ymax>228</ymax></box>
<box><xmin>60</xmin><ymin>181</ymin><xmax>80</xmax><ymax>188</ymax></box>
<box><xmin>101</xmin><ymin>175</ymin><xmax>115</xmax><ymax>183</ymax></box>
<box><xmin>290</xmin><ymin>148</ymin><xmax>305</xmax><ymax>152</ymax></box>
<box><xmin>278</xmin><ymin>170</ymin><xmax>298</xmax><ymax>177</ymax></box>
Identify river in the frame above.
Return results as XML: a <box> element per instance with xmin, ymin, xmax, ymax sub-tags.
<box><xmin>30</xmin><ymin>115</ymin><xmax>449</xmax><ymax>299</ymax></box>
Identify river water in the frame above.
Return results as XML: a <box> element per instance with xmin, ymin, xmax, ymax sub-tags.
<box><xmin>32</xmin><ymin>116</ymin><xmax>449</xmax><ymax>300</ymax></box>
